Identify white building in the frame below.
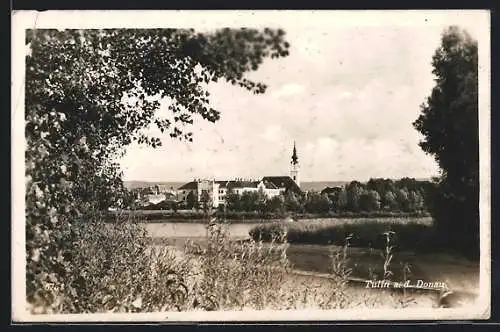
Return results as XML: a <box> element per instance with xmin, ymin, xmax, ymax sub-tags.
<box><xmin>176</xmin><ymin>142</ymin><xmax>303</xmax><ymax>208</ymax></box>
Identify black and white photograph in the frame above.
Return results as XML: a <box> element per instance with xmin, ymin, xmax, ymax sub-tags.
<box><xmin>11</xmin><ymin>10</ymin><xmax>491</xmax><ymax>322</ymax></box>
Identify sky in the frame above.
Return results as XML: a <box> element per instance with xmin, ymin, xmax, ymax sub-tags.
<box><xmin>116</xmin><ymin>11</ymin><xmax>488</xmax><ymax>183</ymax></box>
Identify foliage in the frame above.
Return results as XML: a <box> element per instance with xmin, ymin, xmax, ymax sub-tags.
<box><xmin>184</xmin><ymin>223</ymin><xmax>290</xmax><ymax>310</ymax></box>
<box><xmin>359</xmin><ymin>190</ymin><xmax>381</xmax><ymax>212</ymax></box>
<box><xmin>154</xmin><ymin>178</ymin><xmax>433</xmax><ymax>216</ymax></box>
<box><xmin>316</xmin><ymin>179</ymin><xmax>431</xmax><ymax>214</ymax></box>
<box><xmin>25</xmin><ymin>27</ymin><xmax>290</xmax><ymax>310</ymax></box>
<box><xmin>304</xmin><ymin>192</ymin><xmax>332</xmax><ymax>214</ymax></box>
<box><xmin>226</xmin><ymin>190</ymin><xmax>287</xmax><ymax>215</ymax></box>
<box><xmin>28</xmin><ymin>216</ymin><xmax>192</xmax><ymax>314</ymax></box>
<box><xmin>346</xmin><ymin>181</ymin><xmax>364</xmax><ymax>212</ymax></box>
<box><xmin>225</xmin><ymin>189</ymin><xmax>241</xmax><ymax>211</ymax></box>
<box><xmin>264</xmin><ymin>195</ymin><xmax>285</xmax><ymax>214</ymax></box>
<box><xmin>283</xmin><ymin>191</ymin><xmax>302</xmax><ymax>212</ymax></box>
<box><xmin>200</xmin><ymin>190</ymin><xmax>211</xmax><ymax>213</ymax></box>
<box><xmin>249</xmin><ymin>217</ymin><xmax>435</xmax><ymax>251</ymax></box>
<box><xmin>186</xmin><ymin>191</ymin><xmax>197</xmax><ymax>209</ymax></box>
<box><xmin>395</xmin><ymin>188</ymin><xmax>411</xmax><ymax>212</ymax></box>
<box><xmin>239</xmin><ymin>191</ymin><xmax>260</xmax><ymax>212</ymax></box>
<box><xmin>184</xmin><ymin>223</ymin><xmax>358</xmax><ymax>310</ymax></box>
<box><xmin>326</xmin><ymin>237</ymin><xmax>353</xmax><ymax>309</ymax></box>
<box><xmin>412</xmin><ymin>26</ymin><xmax>479</xmax><ymax>258</ymax></box>
<box><xmin>383</xmin><ymin>191</ymin><xmax>399</xmax><ymax>210</ymax></box>
<box><xmin>335</xmin><ymin>188</ymin><xmax>349</xmax><ymax>211</ymax></box>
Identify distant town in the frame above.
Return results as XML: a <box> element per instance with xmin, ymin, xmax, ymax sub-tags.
<box><xmin>129</xmin><ymin>142</ymin><xmax>305</xmax><ymax>209</ymax></box>
<box><xmin>127</xmin><ymin>142</ymin><xmax>432</xmax><ymax>215</ymax></box>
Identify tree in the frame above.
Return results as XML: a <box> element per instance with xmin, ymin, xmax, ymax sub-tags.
<box><xmin>304</xmin><ymin>192</ymin><xmax>332</xmax><ymax>214</ymax></box>
<box><xmin>334</xmin><ymin>187</ymin><xmax>349</xmax><ymax>212</ymax></box>
<box><xmin>226</xmin><ymin>190</ymin><xmax>242</xmax><ymax>211</ymax></box>
<box><xmin>409</xmin><ymin>190</ymin><xmax>425</xmax><ymax>212</ymax></box>
<box><xmin>256</xmin><ymin>188</ymin><xmax>267</xmax><ymax>213</ymax></box>
<box><xmin>413</xmin><ymin>26</ymin><xmax>479</xmax><ymax>258</ymax></box>
<box><xmin>186</xmin><ymin>191</ymin><xmax>197</xmax><ymax>209</ymax></box>
<box><xmin>346</xmin><ymin>181</ymin><xmax>364</xmax><ymax>212</ymax></box>
<box><xmin>25</xmin><ymin>28</ymin><xmax>290</xmax><ymax>310</ymax></box>
<box><xmin>284</xmin><ymin>191</ymin><xmax>302</xmax><ymax>212</ymax></box>
<box><xmin>359</xmin><ymin>190</ymin><xmax>381</xmax><ymax>212</ymax></box>
<box><xmin>240</xmin><ymin>191</ymin><xmax>260</xmax><ymax>212</ymax></box>
<box><xmin>265</xmin><ymin>195</ymin><xmax>285</xmax><ymax>214</ymax></box>
<box><xmin>120</xmin><ymin>189</ymin><xmax>137</xmax><ymax>210</ymax></box>
<box><xmin>366</xmin><ymin>178</ymin><xmax>393</xmax><ymax>196</ymax></box>
<box><xmin>396</xmin><ymin>188</ymin><xmax>411</xmax><ymax>212</ymax></box>
<box><xmin>200</xmin><ymin>190</ymin><xmax>211</xmax><ymax>213</ymax></box>
<box><xmin>383</xmin><ymin>191</ymin><xmax>398</xmax><ymax>211</ymax></box>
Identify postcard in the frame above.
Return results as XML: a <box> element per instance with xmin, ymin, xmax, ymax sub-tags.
<box><xmin>11</xmin><ymin>9</ymin><xmax>491</xmax><ymax>322</ymax></box>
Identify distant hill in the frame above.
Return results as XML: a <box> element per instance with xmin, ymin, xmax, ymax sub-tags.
<box><xmin>123</xmin><ymin>181</ymin><xmax>186</xmax><ymax>190</ymax></box>
<box><xmin>300</xmin><ymin>181</ymin><xmax>348</xmax><ymax>192</ymax></box>
<box><xmin>124</xmin><ymin>178</ymin><xmax>432</xmax><ymax>191</ymax></box>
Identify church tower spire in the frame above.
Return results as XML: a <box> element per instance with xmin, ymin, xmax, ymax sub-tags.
<box><xmin>291</xmin><ymin>141</ymin><xmax>298</xmax><ymax>165</ymax></box>
<box><xmin>290</xmin><ymin>141</ymin><xmax>300</xmax><ymax>187</ymax></box>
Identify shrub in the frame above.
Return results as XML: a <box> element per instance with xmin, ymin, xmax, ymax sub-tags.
<box><xmin>28</xmin><ymin>216</ymin><xmax>193</xmax><ymax>314</ymax></box>
<box><xmin>183</xmin><ymin>223</ymin><xmax>357</xmax><ymax>310</ymax></box>
<box><xmin>248</xmin><ymin>218</ymin><xmax>437</xmax><ymax>251</ymax></box>
<box><xmin>184</xmin><ymin>223</ymin><xmax>290</xmax><ymax>310</ymax></box>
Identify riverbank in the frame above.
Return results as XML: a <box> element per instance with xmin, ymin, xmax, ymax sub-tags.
<box><xmin>108</xmin><ymin>209</ymin><xmax>431</xmax><ymax>222</ymax></box>
<box><xmin>149</xmin><ymin>236</ymin><xmax>478</xmax><ymax>308</ymax></box>
<box><xmin>143</xmin><ymin>219</ymin><xmax>479</xmax><ymax>304</ymax></box>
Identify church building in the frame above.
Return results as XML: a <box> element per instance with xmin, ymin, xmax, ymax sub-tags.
<box><xmin>177</xmin><ymin>142</ymin><xmax>303</xmax><ymax>208</ymax></box>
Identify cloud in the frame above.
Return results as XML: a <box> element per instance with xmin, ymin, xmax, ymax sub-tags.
<box><xmin>271</xmin><ymin>83</ymin><xmax>306</xmax><ymax>98</ymax></box>
<box><xmin>300</xmin><ymin>136</ymin><xmax>439</xmax><ymax>181</ymax></box>
<box><xmin>260</xmin><ymin>125</ymin><xmax>286</xmax><ymax>142</ymax></box>
<box><xmin>337</xmin><ymin>91</ymin><xmax>354</xmax><ymax>100</ymax></box>
<box><xmin>119</xmin><ymin>22</ymin><xmax>459</xmax><ymax>182</ymax></box>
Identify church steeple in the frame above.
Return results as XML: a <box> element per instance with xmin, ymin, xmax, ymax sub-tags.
<box><xmin>290</xmin><ymin>141</ymin><xmax>300</xmax><ymax>187</ymax></box>
<box><xmin>291</xmin><ymin>141</ymin><xmax>298</xmax><ymax>165</ymax></box>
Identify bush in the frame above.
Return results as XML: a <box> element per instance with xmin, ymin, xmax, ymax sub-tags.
<box><xmin>183</xmin><ymin>223</ymin><xmax>355</xmax><ymax>310</ymax></box>
<box><xmin>248</xmin><ymin>218</ymin><xmax>437</xmax><ymax>252</ymax></box>
<box><xmin>184</xmin><ymin>223</ymin><xmax>290</xmax><ymax>310</ymax></box>
<box><xmin>28</xmin><ymin>217</ymin><xmax>193</xmax><ymax>314</ymax></box>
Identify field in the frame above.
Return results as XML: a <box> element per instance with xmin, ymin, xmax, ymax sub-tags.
<box><xmin>144</xmin><ymin>217</ymin><xmax>479</xmax><ymax>304</ymax></box>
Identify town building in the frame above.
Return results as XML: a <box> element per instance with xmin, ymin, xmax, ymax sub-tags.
<box><xmin>177</xmin><ymin>142</ymin><xmax>303</xmax><ymax>208</ymax></box>
<box><xmin>132</xmin><ymin>184</ymin><xmax>177</xmax><ymax>206</ymax></box>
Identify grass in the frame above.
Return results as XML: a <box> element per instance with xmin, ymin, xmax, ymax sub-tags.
<box><xmin>145</xmin><ymin>217</ymin><xmax>478</xmax><ymax>295</ymax></box>
<box><xmin>28</xmin><ymin>216</ymin><xmax>477</xmax><ymax>314</ymax></box>
<box><xmin>249</xmin><ymin>217</ymin><xmax>435</xmax><ymax>251</ymax></box>
<box><xmin>108</xmin><ymin>209</ymin><xmax>431</xmax><ymax>222</ymax></box>
<box><xmin>153</xmin><ymin>237</ymin><xmax>478</xmax><ymax>295</ymax></box>
<box><xmin>145</xmin><ymin>217</ymin><xmax>478</xmax><ymax>293</ymax></box>
<box><xmin>284</xmin><ymin>244</ymin><xmax>478</xmax><ymax>292</ymax></box>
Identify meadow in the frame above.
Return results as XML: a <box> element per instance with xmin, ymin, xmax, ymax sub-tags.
<box><xmin>144</xmin><ymin>216</ymin><xmax>479</xmax><ymax>302</ymax></box>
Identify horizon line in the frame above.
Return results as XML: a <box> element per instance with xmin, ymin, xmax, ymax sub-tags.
<box><xmin>123</xmin><ymin>176</ymin><xmax>435</xmax><ymax>183</ymax></box>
